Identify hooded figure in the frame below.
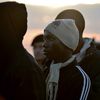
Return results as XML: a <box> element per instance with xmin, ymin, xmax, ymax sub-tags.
<box><xmin>0</xmin><ymin>2</ymin><xmax>45</xmax><ymax>100</ymax></box>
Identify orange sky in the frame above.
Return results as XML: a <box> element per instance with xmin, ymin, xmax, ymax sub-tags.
<box><xmin>83</xmin><ymin>33</ymin><xmax>100</xmax><ymax>42</ymax></box>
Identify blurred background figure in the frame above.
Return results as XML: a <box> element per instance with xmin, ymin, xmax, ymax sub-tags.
<box><xmin>31</xmin><ymin>34</ymin><xmax>46</xmax><ymax>70</ymax></box>
<box><xmin>31</xmin><ymin>34</ymin><xmax>51</xmax><ymax>79</ymax></box>
<box><xmin>55</xmin><ymin>9</ymin><xmax>100</xmax><ymax>99</ymax></box>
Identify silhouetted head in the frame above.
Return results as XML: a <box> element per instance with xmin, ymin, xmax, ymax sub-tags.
<box><xmin>55</xmin><ymin>9</ymin><xmax>85</xmax><ymax>37</ymax></box>
<box><xmin>31</xmin><ymin>34</ymin><xmax>44</xmax><ymax>46</ymax></box>
<box><xmin>0</xmin><ymin>1</ymin><xmax>27</xmax><ymax>44</ymax></box>
<box><xmin>0</xmin><ymin>1</ymin><xmax>27</xmax><ymax>59</ymax></box>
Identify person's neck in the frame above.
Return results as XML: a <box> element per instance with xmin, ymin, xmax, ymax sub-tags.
<box><xmin>54</xmin><ymin>54</ymin><xmax>72</xmax><ymax>64</ymax></box>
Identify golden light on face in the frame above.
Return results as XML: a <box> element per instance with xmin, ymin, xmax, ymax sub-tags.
<box><xmin>10</xmin><ymin>0</ymin><xmax>100</xmax><ymax>8</ymax></box>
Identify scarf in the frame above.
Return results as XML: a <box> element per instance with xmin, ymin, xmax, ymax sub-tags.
<box><xmin>46</xmin><ymin>55</ymin><xmax>75</xmax><ymax>100</ymax></box>
<box><xmin>46</xmin><ymin>55</ymin><xmax>91</xmax><ymax>100</ymax></box>
<box><xmin>76</xmin><ymin>38</ymin><xmax>93</xmax><ymax>63</ymax></box>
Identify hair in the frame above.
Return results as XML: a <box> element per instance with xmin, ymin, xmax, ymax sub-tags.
<box><xmin>31</xmin><ymin>34</ymin><xmax>44</xmax><ymax>46</ymax></box>
<box><xmin>55</xmin><ymin>9</ymin><xmax>85</xmax><ymax>36</ymax></box>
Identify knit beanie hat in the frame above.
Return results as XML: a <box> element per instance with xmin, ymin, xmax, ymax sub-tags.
<box><xmin>44</xmin><ymin>19</ymin><xmax>79</xmax><ymax>51</ymax></box>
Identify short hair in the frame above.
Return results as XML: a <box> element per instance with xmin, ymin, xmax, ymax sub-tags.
<box><xmin>31</xmin><ymin>34</ymin><xmax>43</xmax><ymax>46</ymax></box>
<box><xmin>55</xmin><ymin>9</ymin><xmax>85</xmax><ymax>36</ymax></box>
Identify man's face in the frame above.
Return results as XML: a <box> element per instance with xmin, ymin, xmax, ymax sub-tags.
<box><xmin>33</xmin><ymin>42</ymin><xmax>46</xmax><ymax>64</ymax></box>
<box><xmin>43</xmin><ymin>31</ymin><xmax>66</xmax><ymax>61</ymax></box>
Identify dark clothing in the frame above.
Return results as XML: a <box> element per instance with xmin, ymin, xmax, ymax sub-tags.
<box><xmin>0</xmin><ymin>48</ymin><xmax>46</xmax><ymax>100</ymax></box>
<box><xmin>78</xmin><ymin>39</ymin><xmax>100</xmax><ymax>100</ymax></box>
<box><xmin>0</xmin><ymin>2</ymin><xmax>46</xmax><ymax>100</ymax></box>
<box><xmin>56</xmin><ymin>61</ymin><xmax>84</xmax><ymax>100</ymax></box>
<box><xmin>43</xmin><ymin>58</ymin><xmax>51</xmax><ymax>80</ymax></box>
<box><xmin>79</xmin><ymin>49</ymin><xmax>100</xmax><ymax>100</ymax></box>
<box><xmin>96</xmin><ymin>42</ymin><xmax>100</xmax><ymax>50</ymax></box>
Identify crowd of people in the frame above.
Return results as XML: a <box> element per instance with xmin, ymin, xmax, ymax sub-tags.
<box><xmin>0</xmin><ymin>1</ymin><xmax>100</xmax><ymax>100</ymax></box>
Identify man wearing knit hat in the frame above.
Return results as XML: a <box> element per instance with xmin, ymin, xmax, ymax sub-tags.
<box><xmin>0</xmin><ymin>2</ymin><xmax>45</xmax><ymax>100</ymax></box>
<box><xmin>56</xmin><ymin>9</ymin><xmax>100</xmax><ymax>99</ymax></box>
<box><xmin>43</xmin><ymin>19</ymin><xmax>91</xmax><ymax>100</ymax></box>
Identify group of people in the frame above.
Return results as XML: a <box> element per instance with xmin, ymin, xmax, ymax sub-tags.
<box><xmin>0</xmin><ymin>1</ymin><xmax>100</xmax><ymax>100</ymax></box>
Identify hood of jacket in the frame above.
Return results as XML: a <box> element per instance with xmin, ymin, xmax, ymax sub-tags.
<box><xmin>0</xmin><ymin>2</ymin><xmax>27</xmax><ymax>65</ymax></box>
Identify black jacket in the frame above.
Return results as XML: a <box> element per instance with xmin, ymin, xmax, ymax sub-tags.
<box><xmin>78</xmin><ymin>39</ymin><xmax>100</xmax><ymax>100</ymax></box>
<box><xmin>0</xmin><ymin>48</ymin><xmax>46</xmax><ymax>100</ymax></box>
<box><xmin>0</xmin><ymin>2</ymin><xmax>46</xmax><ymax>100</ymax></box>
<box><xmin>56</xmin><ymin>61</ymin><xmax>86</xmax><ymax>100</ymax></box>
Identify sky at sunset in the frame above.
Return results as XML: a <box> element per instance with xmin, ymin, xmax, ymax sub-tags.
<box><xmin>0</xmin><ymin>0</ymin><xmax>100</xmax><ymax>55</ymax></box>
<box><xmin>8</xmin><ymin>0</ymin><xmax>100</xmax><ymax>7</ymax></box>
